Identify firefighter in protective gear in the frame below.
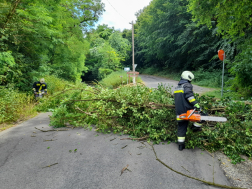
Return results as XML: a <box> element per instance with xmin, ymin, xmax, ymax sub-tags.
<box><xmin>32</xmin><ymin>78</ymin><xmax>47</xmax><ymax>98</ymax></box>
<box><xmin>174</xmin><ymin>71</ymin><xmax>202</xmax><ymax>151</ymax></box>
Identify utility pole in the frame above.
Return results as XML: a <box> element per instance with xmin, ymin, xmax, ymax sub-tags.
<box><xmin>130</xmin><ymin>21</ymin><xmax>135</xmax><ymax>84</ymax></box>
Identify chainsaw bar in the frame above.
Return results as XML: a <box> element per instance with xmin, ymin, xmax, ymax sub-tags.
<box><xmin>201</xmin><ymin>116</ymin><xmax>227</xmax><ymax>122</ymax></box>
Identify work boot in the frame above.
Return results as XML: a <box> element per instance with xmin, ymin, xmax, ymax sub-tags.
<box><xmin>192</xmin><ymin>127</ymin><xmax>202</xmax><ymax>132</ymax></box>
<box><xmin>178</xmin><ymin>143</ymin><xmax>185</xmax><ymax>151</ymax></box>
<box><xmin>191</xmin><ymin>123</ymin><xmax>202</xmax><ymax>132</ymax></box>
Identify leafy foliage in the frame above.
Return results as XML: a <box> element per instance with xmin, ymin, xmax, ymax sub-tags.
<box><xmin>0</xmin><ymin>86</ymin><xmax>36</xmax><ymax>124</ymax></box>
<box><xmin>229</xmin><ymin>40</ymin><xmax>252</xmax><ymax>96</ymax></box>
<box><xmin>134</xmin><ymin>0</ymin><xmax>233</xmax><ymax>73</ymax></box>
<box><xmin>35</xmin><ymin>75</ymin><xmax>77</xmax><ymax>112</ymax></box>
<box><xmin>0</xmin><ymin>0</ymin><xmax>104</xmax><ymax>89</ymax></box>
<box><xmin>0</xmin><ymin>51</ymin><xmax>16</xmax><ymax>85</ymax></box>
<box><xmin>186</xmin><ymin>0</ymin><xmax>252</xmax><ymax>95</ymax></box>
<box><xmin>47</xmin><ymin>83</ymin><xmax>252</xmax><ymax>164</ymax></box>
<box><xmin>187</xmin><ymin>0</ymin><xmax>252</xmax><ymax>38</ymax></box>
<box><xmin>128</xmin><ymin>0</ymin><xmax>252</xmax><ymax>96</ymax></box>
<box><xmin>83</xmin><ymin>28</ymin><xmax>131</xmax><ymax>80</ymax></box>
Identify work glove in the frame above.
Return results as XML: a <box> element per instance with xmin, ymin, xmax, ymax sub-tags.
<box><xmin>194</xmin><ymin>103</ymin><xmax>201</xmax><ymax>111</ymax></box>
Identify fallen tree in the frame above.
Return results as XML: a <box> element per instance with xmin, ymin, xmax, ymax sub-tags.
<box><xmin>37</xmin><ymin>83</ymin><xmax>252</xmax><ymax>164</ymax></box>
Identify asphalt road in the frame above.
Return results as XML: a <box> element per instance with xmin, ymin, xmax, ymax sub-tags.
<box><xmin>140</xmin><ymin>75</ymin><xmax>214</xmax><ymax>94</ymax></box>
<box><xmin>0</xmin><ymin>76</ymin><xmax>231</xmax><ymax>189</ymax></box>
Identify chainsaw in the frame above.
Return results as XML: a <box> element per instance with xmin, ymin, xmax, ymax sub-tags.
<box><xmin>179</xmin><ymin>109</ymin><xmax>227</xmax><ymax>122</ymax></box>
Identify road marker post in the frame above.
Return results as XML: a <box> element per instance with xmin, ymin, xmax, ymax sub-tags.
<box><xmin>218</xmin><ymin>50</ymin><xmax>226</xmax><ymax>98</ymax></box>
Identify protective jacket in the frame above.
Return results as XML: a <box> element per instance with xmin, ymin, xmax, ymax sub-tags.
<box><xmin>174</xmin><ymin>79</ymin><xmax>198</xmax><ymax>121</ymax></box>
<box><xmin>32</xmin><ymin>81</ymin><xmax>47</xmax><ymax>93</ymax></box>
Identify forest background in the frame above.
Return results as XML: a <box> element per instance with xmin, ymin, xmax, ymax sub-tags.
<box><xmin>1</xmin><ymin>0</ymin><xmax>252</xmax><ymax>123</ymax></box>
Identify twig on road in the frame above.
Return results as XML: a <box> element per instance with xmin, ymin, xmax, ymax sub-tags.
<box><xmin>120</xmin><ymin>164</ymin><xmax>129</xmax><ymax>176</ymax></box>
<box><xmin>43</xmin><ymin>139</ymin><xmax>56</xmax><ymax>142</ymax></box>
<box><xmin>121</xmin><ymin>145</ymin><xmax>127</xmax><ymax>149</ymax></box>
<box><xmin>181</xmin><ymin>166</ymin><xmax>191</xmax><ymax>173</ymax></box>
<box><xmin>42</xmin><ymin>163</ymin><xmax>58</xmax><ymax>169</ymax></box>
<box><xmin>120</xmin><ymin>136</ymin><xmax>149</xmax><ymax>141</ymax></box>
<box><xmin>35</xmin><ymin>127</ymin><xmax>68</xmax><ymax>132</ymax></box>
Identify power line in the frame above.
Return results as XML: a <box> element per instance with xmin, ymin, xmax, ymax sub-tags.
<box><xmin>105</xmin><ymin>0</ymin><xmax>128</xmax><ymax>21</ymax></box>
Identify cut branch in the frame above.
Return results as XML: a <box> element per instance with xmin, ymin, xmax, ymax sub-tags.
<box><xmin>42</xmin><ymin>163</ymin><xmax>58</xmax><ymax>169</ymax></box>
<box><xmin>120</xmin><ymin>136</ymin><xmax>149</xmax><ymax>141</ymax></box>
<box><xmin>75</xmin><ymin>106</ymin><xmax>92</xmax><ymax>116</ymax></box>
<box><xmin>35</xmin><ymin>127</ymin><xmax>68</xmax><ymax>132</ymax></box>
<box><xmin>120</xmin><ymin>164</ymin><xmax>129</xmax><ymax>176</ymax></box>
<box><xmin>149</xmin><ymin>143</ymin><xmax>245</xmax><ymax>189</ymax></box>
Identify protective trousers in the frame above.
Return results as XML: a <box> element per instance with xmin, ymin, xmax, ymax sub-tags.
<box><xmin>177</xmin><ymin>121</ymin><xmax>188</xmax><ymax>144</ymax></box>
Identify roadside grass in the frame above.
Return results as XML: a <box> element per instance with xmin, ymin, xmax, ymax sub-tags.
<box><xmin>201</xmin><ymin>89</ymin><xmax>222</xmax><ymax>98</ymax></box>
<box><xmin>0</xmin><ymin>88</ymin><xmax>38</xmax><ymax>128</ymax></box>
<box><xmin>202</xmin><ymin>88</ymin><xmax>245</xmax><ymax>100</ymax></box>
<box><xmin>100</xmin><ymin>71</ymin><xmax>143</xmax><ymax>88</ymax></box>
<box><xmin>0</xmin><ymin>75</ymin><xmax>75</xmax><ymax>131</ymax></box>
<box><xmin>0</xmin><ymin>113</ymin><xmax>38</xmax><ymax>132</ymax></box>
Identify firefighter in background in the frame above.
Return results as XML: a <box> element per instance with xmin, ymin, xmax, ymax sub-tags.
<box><xmin>174</xmin><ymin>71</ymin><xmax>202</xmax><ymax>151</ymax></box>
<box><xmin>32</xmin><ymin>78</ymin><xmax>47</xmax><ymax>99</ymax></box>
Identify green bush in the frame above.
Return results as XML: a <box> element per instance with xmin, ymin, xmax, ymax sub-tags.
<box><xmin>140</xmin><ymin>67</ymin><xmax>161</xmax><ymax>75</ymax></box>
<box><xmin>100</xmin><ymin>71</ymin><xmax>143</xmax><ymax>88</ymax></box>
<box><xmin>0</xmin><ymin>87</ymin><xmax>36</xmax><ymax>124</ymax></box>
<box><xmin>192</xmin><ymin>69</ymin><xmax>229</xmax><ymax>88</ymax></box>
<box><xmin>36</xmin><ymin>76</ymin><xmax>84</xmax><ymax>112</ymax></box>
<box><xmin>42</xmin><ymin>75</ymin><xmax>75</xmax><ymax>95</ymax></box>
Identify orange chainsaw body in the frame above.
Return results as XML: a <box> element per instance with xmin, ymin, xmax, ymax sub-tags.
<box><xmin>179</xmin><ymin>110</ymin><xmax>201</xmax><ymax>122</ymax></box>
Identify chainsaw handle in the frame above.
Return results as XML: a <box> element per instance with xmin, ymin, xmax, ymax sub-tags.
<box><xmin>187</xmin><ymin>109</ymin><xmax>196</xmax><ymax>119</ymax></box>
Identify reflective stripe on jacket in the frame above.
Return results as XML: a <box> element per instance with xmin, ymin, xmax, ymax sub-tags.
<box><xmin>174</xmin><ymin>81</ymin><xmax>198</xmax><ymax>120</ymax></box>
<box><xmin>32</xmin><ymin>81</ymin><xmax>47</xmax><ymax>92</ymax></box>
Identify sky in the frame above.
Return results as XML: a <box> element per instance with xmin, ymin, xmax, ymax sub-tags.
<box><xmin>96</xmin><ymin>0</ymin><xmax>152</xmax><ymax>31</ymax></box>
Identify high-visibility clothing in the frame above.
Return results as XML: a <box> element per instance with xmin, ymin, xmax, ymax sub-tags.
<box><xmin>32</xmin><ymin>81</ymin><xmax>47</xmax><ymax>93</ymax></box>
<box><xmin>177</xmin><ymin>122</ymin><xmax>188</xmax><ymax>143</ymax></box>
<box><xmin>174</xmin><ymin>79</ymin><xmax>198</xmax><ymax>120</ymax></box>
<box><xmin>174</xmin><ymin>79</ymin><xmax>199</xmax><ymax>143</ymax></box>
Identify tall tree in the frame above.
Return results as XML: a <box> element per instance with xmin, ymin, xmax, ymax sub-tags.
<box><xmin>188</xmin><ymin>0</ymin><xmax>252</xmax><ymax>95</ymax></box>
<box><xmin>0</xmin><ymin>0</ymin><xmax>104</xmax><ymax>89</ymax></box>
<box><xmin>134</xmin><ymin>0</ymin><xmax>236</xmax><ymax>73</ymax></box>
<box><xmin>187</xmin><ymin>0</ymin><xmax>252</xmax><ymax>38</ymax></box>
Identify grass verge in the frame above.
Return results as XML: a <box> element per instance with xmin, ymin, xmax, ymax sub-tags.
<box><xmin>100</xmin><ymin>71</ymin><xmax>143</xmax><ymax>88</ymax></box>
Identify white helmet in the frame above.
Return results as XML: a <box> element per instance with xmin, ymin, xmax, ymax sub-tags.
<box><xmin>40</xmin><ymin>78</ymin><xmax>45</xmax><ymax>83</ymax></box>
<box><xmin>181</xmin><ymin>71</ymin><xmax>194</xmax><ymax>81</ymax></box>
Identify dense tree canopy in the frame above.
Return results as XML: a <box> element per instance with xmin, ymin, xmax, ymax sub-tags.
<box><xmin>187</xmin><ymin>0</ymin><xmax>252</xmax><ymax>94</ymax></box>
<box><xmin>83</xmin><ymin>25</ymin><xmax>131</xmax><ymax>81</ymax></box>
<box><xmin>188</xmin><ymin>0</ymin><xmax>252</xmax><ymax>38</ymax></box>
<box><xmin>1</xmin><ymin>0</ymin><xmax>252</xmax><ymax>95</ymax></box>
<box><xmin>131</xmin><ymin>0</ymin><xmax>252</xmax><ymax>95</ymax></box>
<box><xmin>134</xmin><ymin>0</ymin><xmax>225</xmax><ymax>71</ymax></box>
<box><xmin>0</xmin><ymin>0</ymin><xmax>104</xmax><ymax>90</ymax></box>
